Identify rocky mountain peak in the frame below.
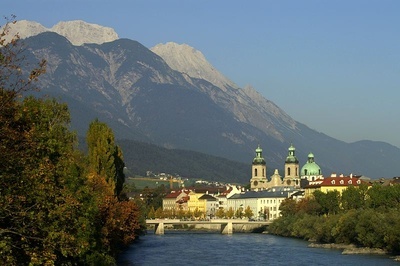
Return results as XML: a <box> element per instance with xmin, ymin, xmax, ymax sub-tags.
<box><xmin>151</xmin><ymin>42</ymin><xmax>237</xmax><ymax>90</ymax></box>
<box><xmin>51</xmin><ymin>20</ymin><xmax>118</xmax><ymax>45</ymax></box>
<box><xmin>3</xmin><ymin>20</ymin><xmax>118</xmax><ymax>46</ymax></box>
<box><xmin>2</xmin><ymin>20</ymin><xmax>48</xmax><ymax>43</ymax></box>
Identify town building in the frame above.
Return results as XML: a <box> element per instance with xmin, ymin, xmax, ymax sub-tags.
<box><xmin>282</xmin><ymin>144</ymin><xmax>300</xmax><ymax>187</ymax></box>
<box><xmin>227</xmin><ymin>186</ymin><xmax>298</xmax><ymax>220</ymax></box>
<box><xmin>304</xmin><ymin>174</ymin><xmax>368</xmax><ymax>197</ymax></box>
<box><xmin>162</xmin><ymin>144</ymin><xmax>371</xmax><ymax>220</ymax></box>
<box><xmin>199</xmin><ymin>194</ymin><xmax>218</xmax><ymax>218</ymax></box>
<box><xmin>162</xmin><ymin>189</ymin><xmax>190</xmax><ymax>211</ymax></box>
<box><xmin>250</xmin><ymin>144</ymin><xmax>302</xmax><ymax>191</ymax></box>
<box><xmin>249</xmin><ymin>145</ymin><xmax>268</xmax><ymax>190</ymax></box>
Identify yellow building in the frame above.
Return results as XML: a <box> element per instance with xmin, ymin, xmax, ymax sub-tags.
<box><xmin>187</xmin><ymin>191</ymin><xmax>207</xmax><ymax>215</ymax></box>
<box><xmin>305</xmin><ymin>175</ymin><xmax>369</xmax><ymax>197</ymax></box>
<box><xmin>162</xmin><ymin>189</ymin><xmax>190</xmax><ymax>211</ymax></box>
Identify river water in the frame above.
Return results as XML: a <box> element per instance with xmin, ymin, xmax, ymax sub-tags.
<box><xmin>118</xmin><ymin>231</ymin><xmax>398</xmax><ymax>266</ymax></box>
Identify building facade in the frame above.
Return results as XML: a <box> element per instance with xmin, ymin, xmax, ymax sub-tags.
<box><xmin>227</xmin><ymin>186</ymin><xmax>298</xmax><ymax>220</ymax></box>
<box><xmin>250</xmin><ymin>145</ymin><xmax>268</xmax><ymax>191</ymax></box>
<box><xmin>305</xmin><ymin>174</ymin><xmax>368</xmax><ymax>197</ymax></box>
<box><xmin>282</xmin><ymin>144</ymin><xmax>300</xmax><ymax>187</ymax></box>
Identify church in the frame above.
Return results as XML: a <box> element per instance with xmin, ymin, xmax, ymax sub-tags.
<box><xmin>249</xmin><ymin>144</ymin><xmax>323</xmax><ymax>191</ymax></box>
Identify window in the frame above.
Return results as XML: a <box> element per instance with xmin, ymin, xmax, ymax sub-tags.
<box><xmin>349</xmin><ymin>180</ymin><xmax>352</xmax><ymax>184</ymax></box>
<box><xmin>288</xmin><ymin>167</ymin><xmax>291</xmax><ymax>176</ymax></box>
<box><xmin>254</xmin><ymin>168</ymin><xmax>258</xmax><ymax>177</ymax></box>
<box><xmin>357</xmin><ymin>180</ymin><xmax>361</xmax><ymax>184</ymax></box>
<box><xmin>331</xmin><ymin>180</ymin><xmax>335</xmax><ymax>184</ymax></box>
<box><xmin>340</xmin><ymin>180</ymin><xmax>344</xmax><ymax>184</ymax></box>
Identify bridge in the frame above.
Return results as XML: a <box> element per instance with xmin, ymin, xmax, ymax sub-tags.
<box><xmin>146</xmin><ymin>219</ymin><xmax>271</xmax><ymax>235</ymax></box>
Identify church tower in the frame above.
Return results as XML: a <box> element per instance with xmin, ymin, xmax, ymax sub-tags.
<box><xmin>283</xmin><ymin>144</ymin><xmax>300</xmax><ymax>187</ymax></box>
<box><xmin>250</xmin><ymin>145</ymin><xmax>267</xmax><ymax>191</ymax></box>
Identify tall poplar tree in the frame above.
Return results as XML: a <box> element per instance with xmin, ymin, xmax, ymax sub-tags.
<box><xmin>86</xmin><ymin>119</ymin><xmax>125</xmax><ymax>196</ymax></box>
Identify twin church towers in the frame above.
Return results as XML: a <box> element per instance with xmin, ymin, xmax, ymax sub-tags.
<box><xmin>250</xmin><ymin>144</ymin><xmax>322</xmax><ymax>191</ymax></box>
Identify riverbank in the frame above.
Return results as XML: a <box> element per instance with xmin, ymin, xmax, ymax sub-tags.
<box><xmin>308</xmin><ymin>243</ymin><xmax>387</xmax><ymax>254</ymax></box>
<box><xmin>308</xmin><ymin>242</ymin><xmax>400</xmax><ymax>262</ymax></box>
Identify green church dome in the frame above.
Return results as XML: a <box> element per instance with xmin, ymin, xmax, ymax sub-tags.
<box><xmin>253</xmin><ymin>145</ymin><xmax>266</xmax><ymax>165</ymax></box>
<box><xmin>300</xmin><ymin>152</ymin><xmax>321</xmax><ymax>176</ymax></box>
<box><xmin>285</xmin><ymin>144</ymin><xmax>299</xmax><ymax>164</ymax></box>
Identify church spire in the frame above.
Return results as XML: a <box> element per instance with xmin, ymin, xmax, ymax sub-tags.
<box><xmin>253</xmin><ymin>144</ymin><xmax>266</xmax><ymax>165</ymax></box>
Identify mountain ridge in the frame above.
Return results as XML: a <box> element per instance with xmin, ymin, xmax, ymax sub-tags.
<box><xmin>12</xmin><ymin>20</ymin><xmax>400</xmax><ymax>180</ymax></box>
<box><xmin>4</xmin><ymin>20</ymin><xmax>118</xmax><ymax>45</ymax></box>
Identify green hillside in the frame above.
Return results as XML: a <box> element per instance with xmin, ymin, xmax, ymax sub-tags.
<box><xmin>116</xmin><ymin>139</ymin><xmax>250</xmax><ymax>184</ymax></box>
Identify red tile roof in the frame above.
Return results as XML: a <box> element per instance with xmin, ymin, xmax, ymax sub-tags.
<box><xmin>164</xmin><ymin>189</ymin><xmax>190</xmax><ymax>198</ymax></box>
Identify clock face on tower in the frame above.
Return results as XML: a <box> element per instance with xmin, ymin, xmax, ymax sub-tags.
<box><xmin>253</xmin><ymin>181</ymin><xmax>258</xmax><ymax>186</ymax></box>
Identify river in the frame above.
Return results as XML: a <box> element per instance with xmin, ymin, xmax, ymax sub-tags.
<box><xmin>118</xmin><ymin>231</ymin><xmax>398</xmax><ymax>266</ymax></box>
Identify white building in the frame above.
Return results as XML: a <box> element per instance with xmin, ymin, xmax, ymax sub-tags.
<box><xmin>227</xmin><ymin>186</ymin><xmax>299</xmax><ymax>220</ymax></box>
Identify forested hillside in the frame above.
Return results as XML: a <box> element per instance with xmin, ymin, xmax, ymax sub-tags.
<box><xmin>116</xmin><ymin>139</ymin><xmax>250</xmax><ymax>184</ymax></box>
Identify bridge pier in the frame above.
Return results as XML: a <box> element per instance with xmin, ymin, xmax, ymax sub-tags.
<box><xmin>155</xmin><ymin>222</ymin><xmax>165</xmax><ymax>235</ymax></box>
<box><xmin>221</xmin><ymin>221</ymin><xmax>233</xmax><ymax>234</ymax></box>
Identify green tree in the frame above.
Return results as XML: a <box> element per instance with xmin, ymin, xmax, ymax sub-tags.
<box><xmin>244</xmin><ymin>206</ymin><xmax>254</xmax><ymax>219</ymax></box>
<box><xmin>384</xmin><ymin>208</ymin><xmax>400</xmax><ymax>253</ymax></box>
<box><xmin>193</xmin><ymin>207</ymin><xmax>203</xmax><ymax>219</ymax></box>
<box><xmin>235</xmin><ymin>207</ymin><xmax>244</xmax><ymax>219</ymax></box>
<box><xmin>296</xmin><ymin>197</ymin><xmax>321</xmax><ymax>215</ymax></box>
<box><xmin>215</xmin><ymin>208</ymin><xmax>225</xmax><ymax>218</ymax></box>
<box><xmin>86</xmin><ymin>119</ymin><xmax>125</xmax><ymax>196</ymax></box>
<box><xmin>355</xmin><ymin>209</ymin><xmax>386</xmax><ymax>248</ymax></box>
<box><xmin>332</xmin><ymin>209</ymin><xmax>360</xmax><ymax>244</ymax></box>
<box><xmin>279</xmin><ymin>198</ymin><xmax>297</xmax><ymax>217</ymax></box>
<box><xmin>341</xmin><ymin>185</ymin><xmax>367</xmax><ymax>211</ymax></box>
<box><xmin>154</xmin><ymin>207</ymin><xmax>164</xmax><ymax>218</ymax></box>
<box><xmin>148</xmin><ymin>207</ymin><xmax>156</xmax><ymax>219</ymax></box>
<box><xmin>313</xmin><ymin>190</ymin><xmax>340</xmax><ymax>215</ymax></box>
<box><xmin>177</xmin><ymin>208</ymin><xmax>186</xmax><ymax>219</ymax></box>
<box><xmin>226</xmin><ymin>207</ymin><xmax>235</xmax><ymax>219</ymax></box>
<box><xmin>366</xmin><ymin>184</ymin><xmax>400</xmax><ymax>209</ymax></box>
<box><xmin>0</xmin><ymin>93</ymin><xmax>102</xmax><ymax>264</ymax></box>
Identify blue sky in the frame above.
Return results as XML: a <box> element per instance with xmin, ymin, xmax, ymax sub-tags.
<box><xmin>3</xmin><ymin>0</ymin><xmax>400</xmax><ymax>148</ymax></box>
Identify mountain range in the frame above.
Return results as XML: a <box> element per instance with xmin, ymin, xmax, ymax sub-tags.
<box><xmin>7</xmin><ymin>20</ymin><xmax>400</xmax><ymax>182</ymax></box>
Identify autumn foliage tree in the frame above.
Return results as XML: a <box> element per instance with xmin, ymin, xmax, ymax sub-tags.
<box><xmin>0</xmin><ymin>17</ymin><xmax>143</xmax><ymax>265</ymax></box>
<box><xmin>86</xmin><ymin>119</ymin><xmax>142</xmax><ymax>259</ymax></box>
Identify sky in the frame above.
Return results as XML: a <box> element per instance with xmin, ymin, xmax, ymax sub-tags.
<box><xmin>3</xmin><ymin>0</ymin><xmax>400</xmax><ymax>148</ymax></box>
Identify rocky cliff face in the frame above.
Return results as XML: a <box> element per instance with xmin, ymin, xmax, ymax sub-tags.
<box><xmin>151</xmin><ymin>42</ymin><xmax>238</xmax><ymax>90</ymax></box>
<box><xmin>4</xmin><ymin>20</ymin><xmax>118</xmax><ymax>45</ymax></box>
<box><xmin>51</xmin><ymin>20</ymin><xmax>119</xmax><ymax>45</ymax></box>
<box><xmin>152</xmin><ymin>42</ymin><xmax>298</xmax><ymax>142</ymax></box>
